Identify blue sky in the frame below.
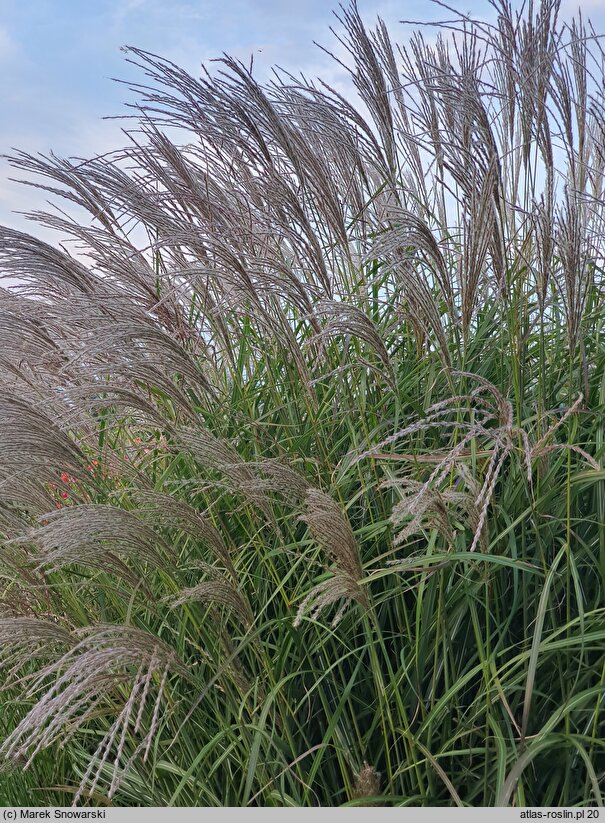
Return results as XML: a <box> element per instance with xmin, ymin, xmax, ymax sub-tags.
<box><xmin>1</xmin><ymin>0</ymin><xmax>602</xmax><ymax>238</ymax></box>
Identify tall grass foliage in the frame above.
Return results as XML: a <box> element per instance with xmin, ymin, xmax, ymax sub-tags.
<box><xmin>1</xmin><ymin>0</ymin><xmax>605</xmax><ymax>806</ymax></box>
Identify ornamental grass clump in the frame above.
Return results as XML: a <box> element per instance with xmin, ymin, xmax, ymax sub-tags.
<box><xmin>0</xmin><ymin>0</ymin><xmax>605</xmax><ymax>807</ymax></box>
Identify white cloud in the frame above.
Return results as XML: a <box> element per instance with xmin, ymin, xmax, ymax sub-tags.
<box><xmin>561</xmin><ymin>0</ymin><xmax>605</xmax><ymax>11</ymax></box>
<box><xmin>112</xmin><ymin>0</ymin><xmax>150</xmax><ymax>25</ymax></box>
<box><xmin>0</xmin><ymin>26</ymin><xmax>17</xmax><ymax>61</ymax></box>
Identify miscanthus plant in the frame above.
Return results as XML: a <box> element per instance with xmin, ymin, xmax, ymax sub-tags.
<box><xmin>1</xmin><ymin>0</ymin><xmax>605</xmax><ymax>807</ymax></box>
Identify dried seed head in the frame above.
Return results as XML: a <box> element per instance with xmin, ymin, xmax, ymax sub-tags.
<box><xmin>0</xmin><ymin>624</ymin><xmax>186</xmax><ymax>804</ymax></box>
<box><xmin>300</xmin><ymin>489</ymin><xmax>362</xmax><ymax>581</ymax></box>
<box><xmin>0</xmin><ymin>391</ymin><xmax>84</xmax><ymax>476</ymax></box>
<box><xmin>310</xmin><ymin>299</ymin><xmax>395</xmax><ymax>388</ymax></box>
<box><xmin>251</xmin><ymin>459</ymin><xmax>310</xmax><ymax>504</ymax></box>
<box><xmin>13</xmin><ymin>504</ymin><xmax>174</xmax><ymax>581</ymax></box>
<box><xmin>131</xmin><ymin>490</ymin><xmax>234</xmax><ymax>574</ymax></box>
<box><xmin>352</xmin><ymin>761</ymin><xmax>381</xmax><ymax>801</ymax></box>
<box><xmin>387</xmin><ymin>478</ymin><xmax>454</xmax><ymax>546</ymax></box>
<box><xmin>171</xmin><ymin>578</ymin><xmax>253</xmax><ymax>629</ymax></box>
<box><xmin>0</xmin><ymin>617</ymin><xmax>73</xmax><ymax>688</ymax></box>
<box><xmin>177</xmin><ymin>428</ymin><xmax>275</xmax><ymax>521</ymax></box>
<box><xmin>294</xmin><ymin>573</ymin><xmax>367</xmax><ymax>628</ymax></box>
